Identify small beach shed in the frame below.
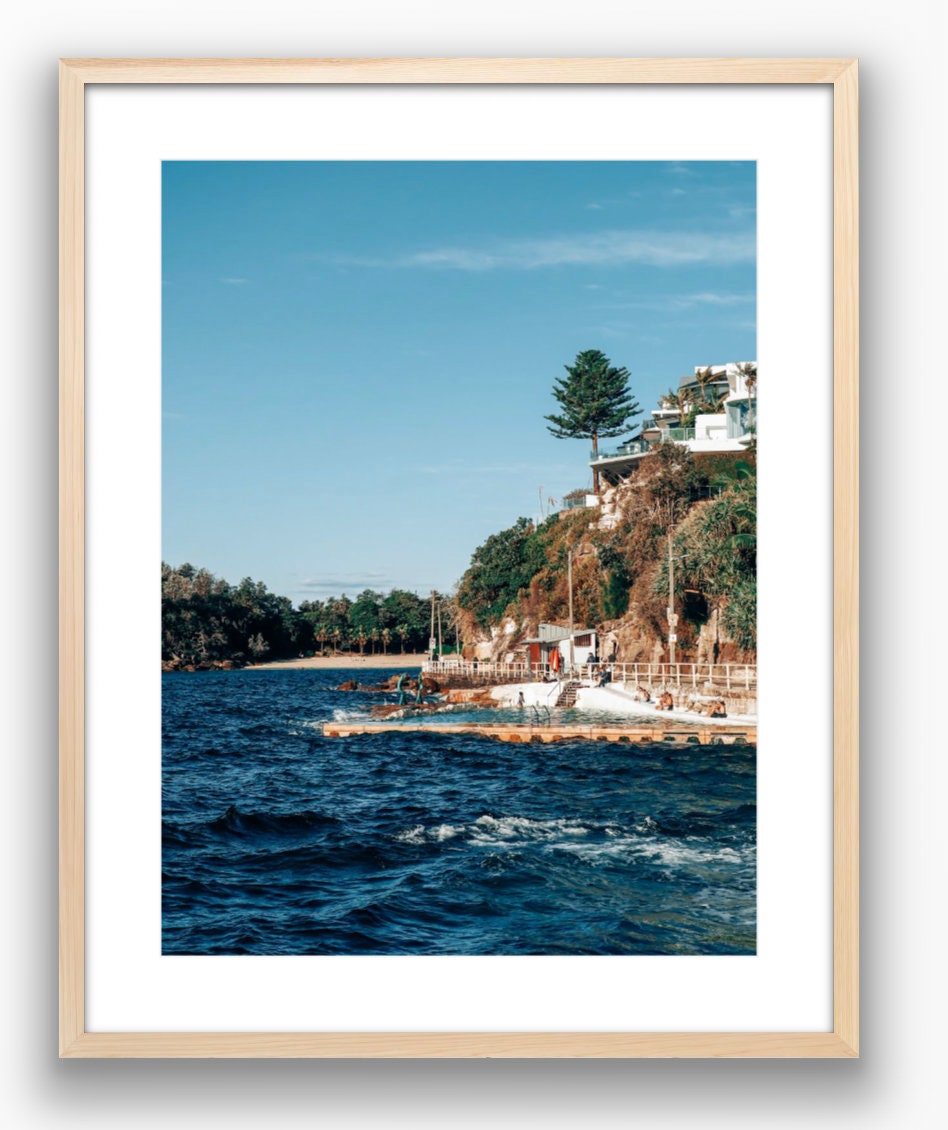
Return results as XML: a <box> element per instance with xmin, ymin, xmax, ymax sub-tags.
<box><xmin>525</xmin><ymin>623</ymin><xmax>598</xmax><ymax>674</ymax></box>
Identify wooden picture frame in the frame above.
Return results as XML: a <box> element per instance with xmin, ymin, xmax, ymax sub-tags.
<box><xmin>59</xmin><ymin>57</ymin><xmax>858</xmax><ymax>1058</ymax></box>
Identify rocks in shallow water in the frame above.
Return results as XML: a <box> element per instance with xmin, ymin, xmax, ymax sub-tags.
<box><xmin>371</xmin><ymin>702</ymin><xmax>413</xmax><ymax>718</ymax></box>
<box><xmin>340</xmin><ymin>675</ymin><xmax>442</xmax><ymax>694</ymax></box>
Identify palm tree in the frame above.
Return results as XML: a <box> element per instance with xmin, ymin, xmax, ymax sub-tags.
<box><xmin>713</xmin><ymin>460</ymin><xmax>757</xmax><ymax>549</ymax></box>
<box><xmin>693</xmin><ymin>365</ymin><xmax>715</xmax><ymax>396</ymax></box>
<box><xmin>659</xmin><ymin>387</ymin><xmax>696</xmax><ymax>435</ymax></box>
<box><xmin>676</xmin><ymin>459</ymin><xmax>757</xmax><ymax>661</ymax></box>
<box><xmin>659</xmin><ymin>388</ymin><xmax>688</xmax><ymax>416</ymax></box>
<box><xmin>699</xmin><ymin>388</ymin><xmax>730</xmax><ymax>414</ymax></box>
<box><xmin>735</xmin><ymin>362</ymin><xmax>758</xmax><ymax>430</ymax></box>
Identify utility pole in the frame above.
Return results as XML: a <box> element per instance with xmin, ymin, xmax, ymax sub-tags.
<box><xmin>667</xmin><ymin>533</ymin><xmax>679</xmax><ymax>666</ymax></box>
<box><xmin>437</xmin><ymin>599</ymin><xmax>443</xmax><ymax>659</ymax></box>
<box><xmin>429</xmin><ymin>591</ymin><xmax>436</xmax><ymax>661</ymax></box>
<box><xmin>567</xmin><ymin>546</ymin><xmax>575</xmax><ymax>673</ymax></box>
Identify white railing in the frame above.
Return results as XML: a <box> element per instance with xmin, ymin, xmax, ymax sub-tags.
<box><xmin>603</xmin><ymin>662</ymin><xmax>757</xmax><ymax>692</ymax></box>
<box><xmin>424</xmin><ymin>660</ymin><xmax>533</xmax><ymax>679</ymax></box>
<box><xmin>423</xmin><ymin>659</ymin><xmax>756</xmax><ymax>692</ymax></box>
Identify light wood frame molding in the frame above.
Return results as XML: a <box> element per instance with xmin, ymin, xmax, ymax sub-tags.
<box><xmin>59</xmin><ymin>57</ymin><xmax>859</xmax><ymax>1059</ymax></box>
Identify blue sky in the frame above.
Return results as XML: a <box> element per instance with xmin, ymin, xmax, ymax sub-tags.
<box><xmin>162</xmin><ymin>161</ymin><xmax>756</xmax><ymax>604</ymax></box>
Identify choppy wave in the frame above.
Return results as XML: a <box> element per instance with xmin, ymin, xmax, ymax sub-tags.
<box><xmin>206</xmin><ymin>805</ymin><xmax>341</xmax><ymax>837</ymax></box>
<box><xmin>162</xmin><ymin>668</ymin><xmax>756</xmax><ymax>955</ymax></box>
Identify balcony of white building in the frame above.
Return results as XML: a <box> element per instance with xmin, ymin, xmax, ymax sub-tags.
<box><xmin>589</xmin><ymin>361</ymin><xmax>756</xmax><ymax>482</ymax></box>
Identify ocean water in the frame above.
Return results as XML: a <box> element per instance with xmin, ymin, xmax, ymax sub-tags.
<box><xmin>162</xmin><ymin>668</ymin><xmax>756</xmax><ymax>955</ymax></box>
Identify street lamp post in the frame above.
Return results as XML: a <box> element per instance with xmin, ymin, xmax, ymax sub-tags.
<box><xmin>567</xmin><ymin>546</ymin><xmax>575</xmax><ymax>673</ymax></box>
<box><xmin>666</xmin><ymin>533</ymin><xmax>688</xmax><ymax>667</ymax></box>
<box><xmin>429</xmin><ymin>590</ymin><xmax>437</xmax><ymax>663</ymax></box>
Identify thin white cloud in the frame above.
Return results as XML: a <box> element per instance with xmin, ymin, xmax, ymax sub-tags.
<box><xmin>315</xmin><ymin>229</ymin><xmax>755</xmax><ymax>272</ymax></box>
<box><xmin>416</xmin><ymin>461</ymin><xmax>579</xmax><ymax>477</ymax></box>
<box><xmin>584</xmin><ymin>202</ymin><xmax>605</xmax><ymax>210</ymax></box>
<box><xmin>685</xmin><ymin>292</ymin><xmax>756</xmax><ymax>306</ymax></box>
<box><xmin>601</xmin><ymin>292</ymin><xmax>755</xmax><ymax>312</ymax></box>
<box><xmin>296</xmin><ymin>575</ymin><xmax>448</xmax><ymax>599</ymax></box>
<box><xmin>300</xmin><ymin>572</ymin><xmax>390</xmax><ymax>593</ymax></box>
<box><xmin>219</xmin><ymin>277</ymin><xmax>248</xmax><ymax>285</ymax></box>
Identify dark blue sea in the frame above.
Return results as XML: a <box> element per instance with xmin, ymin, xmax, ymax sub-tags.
<box><xmin>162</xmin><ymin>668</ymin><xmax>756</xmax><ymax>955</ymax></box>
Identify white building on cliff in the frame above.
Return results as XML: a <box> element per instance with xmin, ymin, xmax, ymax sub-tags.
<box><xmin>588</xmin><ymin>361</ymin><xmax>756</xmax><ymax>485</ymax></box>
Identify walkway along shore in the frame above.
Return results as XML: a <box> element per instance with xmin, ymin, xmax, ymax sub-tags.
<box><xmin>322</xmin><ymin>720</ymin><xmax>756</xmax><ymax>745</ymax></box>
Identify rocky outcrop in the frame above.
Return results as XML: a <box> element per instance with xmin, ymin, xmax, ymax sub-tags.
<box><xmin>338</xmin><ymin>675</ymin><xmax>441</xmax><ymax>694</ymax></box>
<box><xmin>596</xmin><ymin>483</ymin><xmax>621</xmax><ymax>531</ymax></box>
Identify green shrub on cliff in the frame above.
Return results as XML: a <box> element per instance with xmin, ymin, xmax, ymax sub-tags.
<box><xmin>456</xmin><ymin>517</ymin><xmax>548</xmax><ymax>629</ymax></box>
<box><xmin>455</xmin><ymin>446</ymin><xmax>757</xmax><ymax>659</ymax></box>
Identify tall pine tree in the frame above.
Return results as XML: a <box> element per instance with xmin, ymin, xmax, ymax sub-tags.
<box><xmin>545</xmin><ymin>349</ymin><xmax>641</xmax><ymax>492</ymax></box>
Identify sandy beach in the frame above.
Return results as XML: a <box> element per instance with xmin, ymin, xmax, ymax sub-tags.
<box><xmin>248</xmin><ymin>653</ymin><xmax>428</xmax><ymax>671</ymax></box>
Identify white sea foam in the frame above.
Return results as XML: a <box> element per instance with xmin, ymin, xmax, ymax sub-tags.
<box><xmin>470</xmin><ymin>815</ymin><xmax>589</xmax><ymax>843</ymax></box>
<box><xmin>430</xmin><ymin>824</ymin><xmax>463</xmax><ymax>842</ymax></box>
<box><xmin>393</xmin><ymin>814</ymin><xmax>590</xmax><ymax>848</ymax></box>
<box><xmin>552</xmin><ymin>836</ymin><xmax>752</xmax><ymax>868</ymax></box>
<box><xmin>394</xmin><ymin>823</ymin><xmax>464</xmax><ymax>844</ymax></box>
<box><xmin>329</xmin><ymin>708</ymin><xmax>371</xmax><ymax>722</ymax></box>
<box><xmin>635</xmin><ymin>842</ymin><xmax>745</xmax><ymax>866</ymax></box>
<box><xmin>392</xmin><ymin>813</ymin><xmax>752</xmax><ymax>870</ymax></box>
<box><xmin>394</xmin><ymin>825</ymin><xmax>427</xmax><ymax>844</ymax></box>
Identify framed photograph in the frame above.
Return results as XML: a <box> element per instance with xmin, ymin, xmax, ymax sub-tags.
<box><xmin>60</xmin><ymin>58</ymin><xmax>858</xmax><ymax>1058</ymax></box>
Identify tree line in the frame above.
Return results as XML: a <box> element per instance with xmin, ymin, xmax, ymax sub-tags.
<box><xmin>162</xmin><ymin>563</ymin><xmax>451</xmax><ymax>669</ymax></box>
